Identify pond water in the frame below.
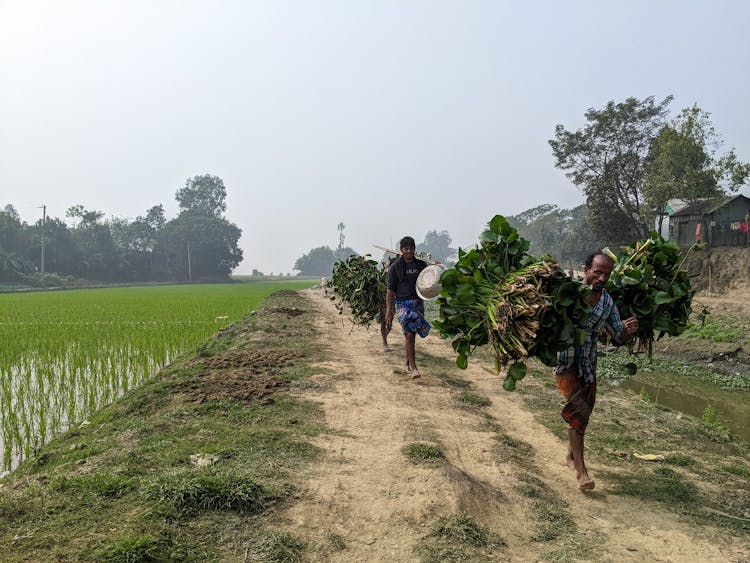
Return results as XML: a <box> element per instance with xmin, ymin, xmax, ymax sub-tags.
<box><xmin>620</xmin><ymin>370</ymin><xmax>750</xmax><ymax>442</ymax></box>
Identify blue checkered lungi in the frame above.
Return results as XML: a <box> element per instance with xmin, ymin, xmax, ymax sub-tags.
<box><xmin>396</xmin><ymin>299</ymin><xmax>431</xmax><ymax>338</ymax></box>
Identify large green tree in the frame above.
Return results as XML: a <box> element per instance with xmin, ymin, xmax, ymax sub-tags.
<box><xmin>162</xmin><ymin>214</ymin><xmax>243</xmax><ymax>280</ymax></box>
<box><xmin>549</xmin><ymin>96</ymin><xmax>673</xmax><ymax>247</ymax></box>
<box><xmin>644</xmin><ymin>105</ymin><xmax>750</xmax><ymax>232</ymax></box>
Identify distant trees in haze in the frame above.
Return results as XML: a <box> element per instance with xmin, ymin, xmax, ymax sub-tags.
<box><xmin>294</xmin><ymin>227</ymin><xmax>457</xmax><ymax>276</ymax></box>
<box><xmin>0</xmin><ymin>174</ymin><xmax>243</xmax><ymax>284</ymax></box>
<box><xmin>508</xmin><ymin>204</ymin><xmax>602</xmax><ymax>269</ymax></box>
<box><xmin>417</xmin><ymin>229</ymin><xmax>456</xmax><ymax>264</ymax></box>
<box><xmin>293</xmin><ymin>245</ymin><xmax>357</xmax><ymax>277</ymax></box>
<box><xmin>294</xmin><ymin>222</ymin><xmax>357</xmax><ymax>276</ymax></box>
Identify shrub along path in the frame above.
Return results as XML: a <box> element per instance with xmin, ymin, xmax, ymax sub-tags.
<box><xmin>278</xmin><ymin>287</ymin><xmax>748</xmax><ymax>561</ymax></box>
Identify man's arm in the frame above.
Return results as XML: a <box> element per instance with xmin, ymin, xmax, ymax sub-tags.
<box><xmin>609</xmin><ymin>303</ymin><xmax>638</xmax><ymax>344</ymax></box>
<box><xmin>385</xmin><ymin>288</ymin><xmax>395</xmax><ymax>330</ymax></box>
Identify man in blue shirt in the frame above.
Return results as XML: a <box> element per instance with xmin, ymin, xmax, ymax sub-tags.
<box><xmin>385</xmin><ymin>237</ymin><xmax>430</xmax><ymax>378</ymax></box>
<box><xmin>556</xmin><ymin>252</ymin><xmax>638</xmax><ymax>491</ymax></box>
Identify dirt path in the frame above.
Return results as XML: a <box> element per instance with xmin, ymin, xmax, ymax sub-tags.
<box><xmin>278</xmin><ymin>288</ymin><xmax>748</xmax><ymax>562</ymax></box>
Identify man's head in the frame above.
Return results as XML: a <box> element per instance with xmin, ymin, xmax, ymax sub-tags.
<box><xmin>583</xmin><ymin>252</ymin><xmax>614</xmax><ymax>292</ymax></box>
<box><xmin>399</xmin><ymin>236</ymin><xmax>416</xmax><ymax>261</ymax></box>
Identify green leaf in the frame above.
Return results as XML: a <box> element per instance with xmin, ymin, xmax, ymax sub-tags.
<box><xmin>502</xmin><ymin>375</ymin><xmax>517</xmax><ymax>392</ymax></box>
<box><xmin>653</xmin><ymin>291</ymin><xmax>675</xmax><ymax>305</ymax></box>
<box><xmin>489</xmin><ymin>215</ymin><xmax>510</xmax><ymax>235</ymax></box>
<box><xmin>508</xmin><ymin>362</ymin><xmax>527</xmax><ymax>380</ymax></box>
<box><xmin>456</xmin><ymin>353</ymin><xmax>468</xmax><ymax>370</ymax></box>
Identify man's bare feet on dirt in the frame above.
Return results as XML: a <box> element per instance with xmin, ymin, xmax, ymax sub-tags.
<box><xmin>410</xmin><ymin>368</ymin><xmax>422</xmax><ymax>379</ymax></box>
<box><xmin>382</xmin><ymin>344</ymin><xmax>392</xmax><ymax>352</ymax></box>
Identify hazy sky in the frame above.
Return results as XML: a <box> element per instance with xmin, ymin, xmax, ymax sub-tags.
<box><xmin>2</xmin><ymin>1</ymin><xmax>749</xmax><ymax>274</ymax></box>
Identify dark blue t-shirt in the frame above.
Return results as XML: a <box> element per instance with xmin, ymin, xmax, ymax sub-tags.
<box><xmin>387</xmin><ymin>257</ymin><xmax>427</xmax><ymax>300</ymax></box>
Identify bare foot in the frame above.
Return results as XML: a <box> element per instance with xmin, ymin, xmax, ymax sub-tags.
<box><xmin>577</xmin><ymin>472</ymin><xmax>595</xmax><ymax>491</ymax></box>
<box><xmin>410</xmin><ymin>369</ymin><xmax>422</xmax><ymax>379</ymax></box>
<box><xmin>382</xmin><ymin>344</ymin><xmax>392</xmax><ymax>352</ymax></box>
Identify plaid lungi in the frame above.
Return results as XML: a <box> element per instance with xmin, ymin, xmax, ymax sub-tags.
<box><xmin>554</xmin><ymin>366</ymin><xmax>597</xmax><ymax>435</ymax></box>
<box><xmin>395</xmin><ymin>299</ymin><xmax>431</xmax><ymax>338</ymax></box>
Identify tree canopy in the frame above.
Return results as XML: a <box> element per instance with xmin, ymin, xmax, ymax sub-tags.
<box><xmin>176</xmin><ymin>174</ymin><xmax>227</xmax><ymax>218</ymax></box>
<box><xmin>550</xmin><ymin>95</ymin><xmax>673</xmax><ymax>247</ymax></box>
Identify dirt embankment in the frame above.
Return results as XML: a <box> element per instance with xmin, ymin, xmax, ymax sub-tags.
<box><xmin>684</xmin><ymin>246</ymin><xmax>750</xmax><ymax>294</ymax></box>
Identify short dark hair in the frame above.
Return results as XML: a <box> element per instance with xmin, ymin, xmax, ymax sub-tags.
<box><xmin>399</xmin><ymin>236</ymin><xmax>416</xmax><ymax>249</ymax></box>
<box><xmin>584</xmin><ymin>252</ymin><xmax>614</xmax><ymax>268</ymax></box>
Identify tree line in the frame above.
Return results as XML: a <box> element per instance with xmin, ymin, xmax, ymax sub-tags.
<box><xmin>0</xmin><ymin>175</ymin><xmax>243</xmax><ymax>285</ymax></box>
<box><xmin>293</xmin><ymin>227</ymin><xmax>458</xmax><ymax>276</ymax></box>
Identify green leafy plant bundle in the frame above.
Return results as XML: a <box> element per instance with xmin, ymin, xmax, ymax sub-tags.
<box><xmin>433</xmin><ymin>215</ymin><xmax>590</xmax><ymax>391</ymax></box>
<box><xmin>603</xmin><ymin>232</ymin><xmax>698</xmax><ymax>358</ymax></box>
<box><xmin>329</xmin><ymin>254</ymin><xmax>386</xmax><ymax>326</ymax></box>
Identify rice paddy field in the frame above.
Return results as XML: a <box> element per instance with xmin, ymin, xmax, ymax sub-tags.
<box><xmin>0</xmin><ymin>280</ymin><xmax>316</xmax><ymax>473</ymax></box>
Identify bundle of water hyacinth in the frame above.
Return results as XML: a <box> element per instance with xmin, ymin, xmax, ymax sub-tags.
<box><xmin>604</xmin><ymin>232</ymin><xmax>700</xmax><ymax>358</ymax></box>
<box><xmin>328</xmin><ymin>254</ymin><xmax>386</xmax><ymax>326</ymax></box>
<box><xmin>433</xmin><ymin>215</ymin><xmax>590</xmax><ymax>391</ymax></box>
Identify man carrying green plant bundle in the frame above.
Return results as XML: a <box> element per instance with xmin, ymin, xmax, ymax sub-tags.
<box><xmin>385</xmin><ymin>236</ymin><xmax>430</xmax><ymax>378</ymax></box>
<box><xmin>556</xmin><ymin>252</ymin><xmax>639</xmax><ymax>491</ymax></box>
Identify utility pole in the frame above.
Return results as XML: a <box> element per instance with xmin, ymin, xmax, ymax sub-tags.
<box><xmin>39</xmin><ymin>204</ymin><xmax>46</xmax><ymax>276</ymax></box>
<box><xmin>186</xmin><ymin>239</ymin><xmax>192</xmax><ymax>282</ymax></box>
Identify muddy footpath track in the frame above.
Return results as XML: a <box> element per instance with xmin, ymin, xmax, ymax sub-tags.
<box><xmin>273</xmin><ymin>288</ymin><xmax>747</xmax><ymax>562</ymax></box>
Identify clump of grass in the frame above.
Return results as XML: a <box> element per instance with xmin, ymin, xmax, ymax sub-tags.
<box><xmin>403</xmin><ymin>442</ymin><xmax>445</xmax><ymax>464</ymax></box>
<box><xmin>516</xmin><ymin>473</ymin><xmax>575</xmax><ymax>542</ymax></box>
<box><xmin>251</xmin><ymin>531</ymin><xmax>305</xmax><ymax>562</ymax></box>
<box><xmin>493</xmin><ymin>433</ymin><xmax>534</xmax><ymax>467</ymax></box>
<box><xmin>685</xmin><ymin>315</ymin><xmax>746</xmax><ymax>343</ymax></box>
<box><xmin>607</xmin><ymin>467</ymin><xmax>697</xmax><ymax>505</ymax></box>
<box><xmin>457</xmin><ymin>392</ymin><xmax>491</xmax><ymax>407</ymax></box>
<box><xmin>145</xmin><ymin>469</ymin><xmax>266</xmax><ymax>517</ymax></box>
<box><xmin>721</xmin><ymin>465</ymin><xmax>750</xmax><ymax>480</ymax></box>
<box><xmin>100</xmin><ymin>535</ymin><xmax>163</xmax><ymax>562</ymax></box>
<box><xmin>51</xmin><ymin>472</ymin><xmax>135</xmax><ymax>498</ymax></box>
<box><xmin>698</xmin><ymin>405</ymin><xmax>731</xmax><ymax>442</ymax></box>
<box><xmin>415</xmin><ymin>514</ymin><xmax>504</xmax><ymax>561</ymax></box>
<box><xmin>664</xmin><ymin>454</ymin><xmax>696</xmax><ymax>467</ymax></box>
<box><xmin>639</xmin><ymin>387</ymin><xmax>651</xmax><ymax>402</ymax></box>
<box><xmin>532</xmin><ymin>503</ymin><xmax>575</xmax><ymax>542</ymax></box>
<box><xmin>429</xmin><ymin>514</ymin><xmax>504</xmax><ymax>548</ymax></box>
<box><xmin>517</xmin><ymin>475</ymin><xmax>544</xmax><ymax>499</ymax></box>
<box><xmin>701</xmin><ymin>404</ymin><xmax>719</xmax><ymax>425</ymax></box>
<box><xmin>441</xmin><ymin>375</ymin><xmax>472</xmax><ymax>389</ymax></box>
<box><xmin>196</xmin><ymin>339</ymin><xmax>227</xmax><ymax>358</ymax></box>
<box><xmin>325</xmin><ymin>531</ymin><xmax>346</xmax><ymax>552</ymax></box>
